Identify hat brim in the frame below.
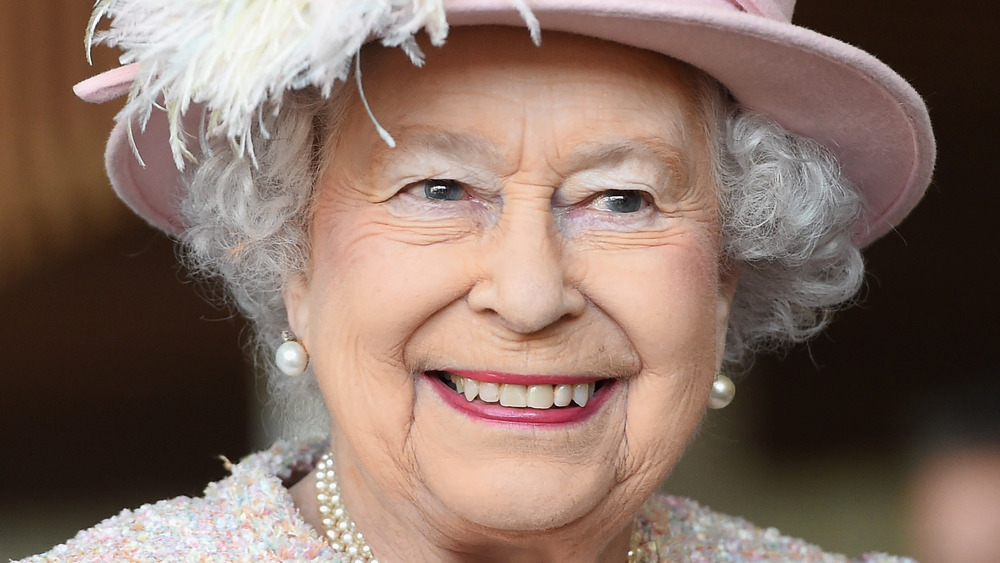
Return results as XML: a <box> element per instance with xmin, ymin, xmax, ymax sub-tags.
<box><xmin>94</xmin><ymin>0</ymin><xmax>934</xmax><ymax>245</ymax></box>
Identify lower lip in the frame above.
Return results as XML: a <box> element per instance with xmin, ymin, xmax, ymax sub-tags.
<box><xmin>425</xmin><ymin>373</ymin><xmax>617</xmax><ymax>425</ymax></box>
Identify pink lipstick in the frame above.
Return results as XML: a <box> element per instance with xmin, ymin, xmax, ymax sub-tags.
<box><xmin>424</xmin><ymin>370</ymin><xmax>616</xmax><ymax>425</ymax></box>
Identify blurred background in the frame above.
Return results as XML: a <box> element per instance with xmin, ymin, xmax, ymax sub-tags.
<box><xmin>1</xmin><ymin>0</ymin><xmax>996</xmax><ymax>560</ymax></box>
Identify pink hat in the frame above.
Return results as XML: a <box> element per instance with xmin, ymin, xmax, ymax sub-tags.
<box><xmin>75</xmin><ymin>0</ymin><xmax>934</xmax><ymax>245</ymax></box>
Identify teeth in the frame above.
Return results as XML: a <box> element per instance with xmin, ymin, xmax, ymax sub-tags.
<box><xmin>464</xmin><ymin>378</ymin><xmax>479</xmax><ymax>402</ymax></box>
<box><xmin>478</xmin><ymin>382</ymin><xmax>500</xmax><ymax>403</ymax></box>
<box><xmin>526</xmin><ymin>385</ymin><xmax>554</xmax><ymax>409</ymax></box>
<box><xmin>444</xmin><ymin>373</ymin><xmax>600</xmax><ymax>409</ymax></box>
<box><xmin>553</xmin><ymin>384</ymin><xmax>573</xmax><ymax>407</ymax></box>
<box><xmin>499</xmin><ymin>384</ymin><xmax>527</xmax><ymax>407</ymax></box>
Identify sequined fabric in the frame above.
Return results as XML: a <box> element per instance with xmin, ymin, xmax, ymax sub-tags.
<box><xmin>634</xmin><ymin>495</ymin><xmax>913</xmax><ymax>562</ymax></box>
<box><xmin>17</xmin><ymin>442</ymin><xmax>914</xmax><ymax>562</ymax></box>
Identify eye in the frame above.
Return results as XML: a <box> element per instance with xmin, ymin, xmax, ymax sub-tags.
<box><xmin>589</xmin><ymin>190</ymin><xmax>649</xmax><ymax>213</ymax></box>
<box><xmin>387</xmin><ymin>176</ymin><xmax>494</xmax><ymax>224</ymax></box>
<box><xmin>420</xmin><ymin>179</ymin><xmax>466</xmax><ymax>201</ymax></box>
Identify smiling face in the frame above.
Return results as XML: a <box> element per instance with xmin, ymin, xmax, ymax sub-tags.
<box><xmin>285</xmin><ymin>28</ymin><xmax>737</xmax><ymax>558</ymax></box>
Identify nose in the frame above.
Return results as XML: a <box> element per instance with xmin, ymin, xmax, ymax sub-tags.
<box><xmin>467</xmin><ymin>197</ymin><xmax>586</xmax><ymax>334</ymax></box>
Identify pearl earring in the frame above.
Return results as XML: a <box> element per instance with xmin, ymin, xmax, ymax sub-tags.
<box><xmin>275</xmin><ymin>331</ymin><xmax>309</xmax><ymax>376</ymax></box>
<box><xmin>708</xmin><ymin>373</ymin><xmax>736</xmax><ymax>409</ymax></box>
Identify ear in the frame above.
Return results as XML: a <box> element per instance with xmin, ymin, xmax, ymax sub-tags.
<box><xmin>283</xmin><ymin>274</ymin><xmax>311</xmax><ymax>343</ymax></box>
<box><xmin>715</xmin><ymin>262</ymin><xmax>740</xmax><ymax>371</ymax></box>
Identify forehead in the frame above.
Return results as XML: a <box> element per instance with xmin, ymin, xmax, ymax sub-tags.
<box><xmin>329</xmin><ymin>27</ymin><xmax>712</xmax><ymax>170</ymax></box>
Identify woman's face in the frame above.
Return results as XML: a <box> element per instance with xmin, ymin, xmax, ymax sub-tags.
<box><xmin>286</xmin><ymin>28</ymin><xmax>737</xmax><ymax>553</ymax></box>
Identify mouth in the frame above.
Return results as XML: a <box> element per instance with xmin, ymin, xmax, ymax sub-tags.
<box><xmin>430</xmin><ymin>370</ymin><xmax>607</xmax><ymax>409</ymax></box>
<box><xmin>424</xmin><ymin>369</ymin><xmax>616</xmax><ymax>424</ymax></box>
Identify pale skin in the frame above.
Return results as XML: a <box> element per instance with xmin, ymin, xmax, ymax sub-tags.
<box><xmin>287</xmin><ymin>28</ymin><xmax>739</xmax><ymax>562</ymax></box>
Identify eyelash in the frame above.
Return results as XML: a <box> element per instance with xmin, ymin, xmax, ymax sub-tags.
<box><xmin>584</xmin><ymin>190</ymin><xmax>653</xmax><ymax>214</ymax></box>
<box><xmin>409</xmin><ymin>179</ymin><xmax>468</xmax><ymax>201</ymax></box>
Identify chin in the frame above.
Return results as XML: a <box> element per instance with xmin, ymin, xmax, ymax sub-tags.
<box><xmin>424</xmin><ymin>456</ymin><xmax>618</xmax><ymax>533</ymax></box>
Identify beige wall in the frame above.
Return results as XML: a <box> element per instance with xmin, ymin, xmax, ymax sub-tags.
<box><xmin>0</xmin><ymin>1</ymin><xmax>125</xmax><ymax>288</ymax></box>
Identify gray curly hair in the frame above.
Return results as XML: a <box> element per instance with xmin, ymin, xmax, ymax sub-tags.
<box><xmin>178</xmin><ymin>60</ymin><xmax>863</xmax><ymax>438</ymax></box>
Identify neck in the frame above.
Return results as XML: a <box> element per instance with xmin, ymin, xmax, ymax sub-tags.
<box><xmin>289</xmin><ymin>443</ymin><xmax>640</xmax><ymax>562</ymax></box>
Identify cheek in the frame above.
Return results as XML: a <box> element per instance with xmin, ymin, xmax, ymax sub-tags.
<box><xmin>305</xmin><ymin>211</ymin><xmax>484</xmax><ymax>431</ymax></box>
<box><xmin>573</xmin><ymin>237</ymin><xmax>721</xmax><ymax>473</ymax></box>
<box><xmin>575</xmin><ymin>238</ymin><xmax>722</xmax><ymax>364</ymax></box>
<box><xmin>310</xmin><ymin>212</ymin><xmax>479</xmax><ymax>353</ymax></box>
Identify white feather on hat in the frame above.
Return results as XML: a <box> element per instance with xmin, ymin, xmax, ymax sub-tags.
<box><xmin>85</xmin><ymin>0</ymin><xmax>538</xmax><ymax>169</ymax></box>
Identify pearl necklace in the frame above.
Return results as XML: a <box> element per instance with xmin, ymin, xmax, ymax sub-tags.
<box><xmin>315</xmin><ymin>452</ymin><xmax>378</xmax><ymax>562</ymax></box>
<box><xmin>627</xmin><ymin>524</ymin><xmax>657</xmax><ymax>563</ymax></box>
<box><xmin>314</xmin><ymin>451</ymin><xmax>654</xmax><ymax>562</ymax></box>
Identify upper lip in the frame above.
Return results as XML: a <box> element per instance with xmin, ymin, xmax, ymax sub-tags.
<box><xmin>429</xmin><ymin>369</ymin><xmax>605</xmax><ymax>385</ymax></box>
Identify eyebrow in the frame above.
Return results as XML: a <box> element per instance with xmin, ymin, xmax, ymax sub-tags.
<box><xmin>562</xmin><ymin>139</ymin><xmax>690</xmax><ymax>189</ymax></box>
<box><xmin>373</xmin><ymin>127</ymin><xmax>505</xmax><ymax>170</ymax></box>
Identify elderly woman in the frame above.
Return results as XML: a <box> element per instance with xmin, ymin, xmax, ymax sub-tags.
<box><xmin>23</xmin><ymin>0</ymin><xmax>933</xmax><ymax>561</ymax></box>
